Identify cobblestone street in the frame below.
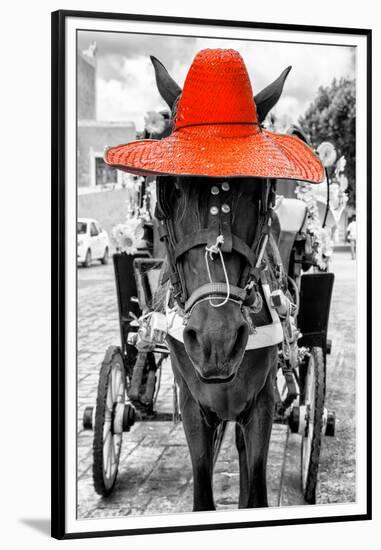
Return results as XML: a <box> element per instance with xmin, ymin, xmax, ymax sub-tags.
<box><xmin>77</xmin><ymin>250</ymin><xmax>356</xmax><ymax>519</ymax></box>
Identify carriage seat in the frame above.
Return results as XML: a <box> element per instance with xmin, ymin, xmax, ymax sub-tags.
<box><xmin>274</xmin><ymin>197</ymin><xmax>308</xmax><ymax>275</ymax></box>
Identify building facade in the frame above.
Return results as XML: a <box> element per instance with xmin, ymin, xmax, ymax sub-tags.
<box><xmin>77</xmin><ymin>47</ymin><xmax>136</xmax><ymax>190</ymax></box>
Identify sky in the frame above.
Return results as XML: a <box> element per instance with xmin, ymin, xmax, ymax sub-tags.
<box><xmin>78</xmin><ymin>30</ymin><xmax>355</xmax><ymax>132</ymax></box>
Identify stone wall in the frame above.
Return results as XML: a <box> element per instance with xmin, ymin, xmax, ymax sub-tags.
<box><xmin>77</xmin><ymin>122</ymin><xmax>136</xmax><ymax>188</ymax></box>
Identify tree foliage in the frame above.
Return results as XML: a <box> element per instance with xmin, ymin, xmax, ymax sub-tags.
<box><xmin>299</xmin><ymin>78</ymin><xmax>356</xmax><ymax>206</ymax></box>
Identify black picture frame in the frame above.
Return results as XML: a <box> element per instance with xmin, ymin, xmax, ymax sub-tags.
<box><xmin>51</xmin><ymin>9</ymin><xmax>372</xmax><ymax>540</ymax></box>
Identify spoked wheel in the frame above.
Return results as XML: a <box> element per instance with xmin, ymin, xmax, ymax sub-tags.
<box><xmin>93</xmin><ymin>346</ymin><xmax>126</xmax><ymax>496</ymax></box>
<box><xmin>300</xmin><ymin>346</ymin><xmax>326</xmax><ymax>504</ymax></box>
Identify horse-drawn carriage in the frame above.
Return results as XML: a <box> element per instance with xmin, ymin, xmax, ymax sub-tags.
<box><xmin>82</xmin><ymin>48</ymin><xmax>336</xmax><ymax>509</ymax></box>
<box><xmin>82</xmin><ymin>192</ymin><xmax>336</xmax><ymax>506</ymax></box>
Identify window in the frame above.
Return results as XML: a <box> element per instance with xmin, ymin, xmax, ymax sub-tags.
<box><xmin>77</xmin><ymin>221</ymin><xmax>87</xmax><ymax>234</ymax></box>
<box><xmin>90</xmin><ymin>222</ymin><xmax>99</xmax><ymax>237</ymax></box>
<box><xmin>95</xmin><ymin>157</ymin><xmax>118</xmax><ymax>186</ymax></box>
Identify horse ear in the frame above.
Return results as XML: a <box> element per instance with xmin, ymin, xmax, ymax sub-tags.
<box><xmin>254</xmin><ymin>66</ymin><xmax>292</xmax><ymax>123</ymax></box>
<box><xmin>287</xmin><ymin>124</ymin><xmax>309</xmax><ymax>144</ymax></box>
<box><xmin>150</xmin><ymin>55</ymin><xmax>182</xmax><ymax>110</ymax></box>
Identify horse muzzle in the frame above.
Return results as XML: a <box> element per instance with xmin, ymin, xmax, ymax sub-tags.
<box><xmin>183</xmin><ymin>305</ymin><xmax>249</xmax><ymax>384</ymax></box>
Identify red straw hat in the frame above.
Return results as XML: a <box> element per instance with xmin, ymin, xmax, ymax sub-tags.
<box><xmin>104</xmin><ymin>49</ymin><xmax>324</xmax><ymax>183</ymax></box>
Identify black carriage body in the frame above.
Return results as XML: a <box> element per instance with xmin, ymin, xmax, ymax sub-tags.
<box><xmin>113</xmin><ymin>253</ymin><xmax>149</xmax><ymax>360</ymax></box>
<box><xmin>297</xmin><ymin>272</ymin><xmax>335</xmax><ymax>355</ymax></box>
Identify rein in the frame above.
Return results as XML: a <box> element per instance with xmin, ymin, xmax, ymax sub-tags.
<box><xmin>204</xmin><ymin>235</ymin><xmax>231</xmax><ymax>308</ymax></box>
<box><xmin>155</xmin><ymin>177</ymin><xmax>276</xmax><ymax>319</ymax></box>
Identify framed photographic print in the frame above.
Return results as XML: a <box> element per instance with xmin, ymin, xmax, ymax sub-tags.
<box><xmin>51</xmin><ymin>9</ymin><xmax>372</xmax><ymax>539</ymax></box>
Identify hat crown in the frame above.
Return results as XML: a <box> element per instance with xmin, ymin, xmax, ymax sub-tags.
<box><xmin>175</xmin><ymin>49</ymin><xmax>257</xmax><ymax>130</ymax></box>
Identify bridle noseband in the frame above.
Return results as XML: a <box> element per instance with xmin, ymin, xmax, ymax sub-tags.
<box><xmin>155</xmin><ymin>177</ymin><xmax>276</xmax><ymax>319</ymax></box>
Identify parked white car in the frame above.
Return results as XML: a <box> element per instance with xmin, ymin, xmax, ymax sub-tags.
<box><xmin>77</xmin><ymin>218</ymin><xmax>110</xmax><ymax>267</ymax></box>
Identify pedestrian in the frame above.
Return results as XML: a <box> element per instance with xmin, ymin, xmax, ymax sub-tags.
<box><xmin>347</xmin><ymin>216</ymin><xmax>357</xmax><ymax>260</ymax></box>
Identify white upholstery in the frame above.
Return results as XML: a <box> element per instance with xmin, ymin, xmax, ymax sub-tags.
<box><xmin>274</xmin><ymin>197</ymin><xmax>307</xmax><ymax>233</ymax></box>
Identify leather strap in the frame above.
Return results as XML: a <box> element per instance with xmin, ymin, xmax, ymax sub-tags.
<box><xmin>220</xmin><ymin>192</ymin><xmax>233</xmax><ymax>252</ymax></box>
<box><xmin>185</xmin><ymin>283</ymin><xmax>248</xmax><ymax>313</ymax></box>
<box><xmin>174</xmin><ymin>230</ymin><xmax>256</xmax><ymax>266</ymax></box>
<box><xmin>173</xmin><ymin>229</ymin><xmax>211</xmax><ymax>259</ymax></box>
<box><xmin>155</xmin><ymin>177</ymin><xmax>173</xmax><ymax>219</ymax></box>
<box><xmin>207</xmin><ymin>191</ymin><xmax>220</xmax><ymax>247</ymax></box>
<box><xmin>158</xmin><ymin>218</ymin><xmax>184</xmax><ymax>304</ymax></box>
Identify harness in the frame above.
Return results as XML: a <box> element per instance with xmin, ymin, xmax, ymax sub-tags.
<box><xmin>155</xmin><ymin>176</ymin><xmax>277</xmax><ymax>319</ymax></box>
<box><xmin>165</xmin><ymin>279</ymin><xmax>284</xmax><ymax>349</ymax></box>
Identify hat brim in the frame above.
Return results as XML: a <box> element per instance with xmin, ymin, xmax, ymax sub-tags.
<box><xmin>104</xmin><ymin>126</ymin><xmax>324</xmax><ymax>184</ymax></box>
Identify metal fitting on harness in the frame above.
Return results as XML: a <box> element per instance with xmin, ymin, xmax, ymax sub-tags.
<box><xmin>128</xmin><ymin>312</ymin><xmax>168</xmax><ymax>351</ymax></box>
<box><xmin>270</xmin><ymin>289</ymin><xmax>294</xmax><ymax>318</ymax></box>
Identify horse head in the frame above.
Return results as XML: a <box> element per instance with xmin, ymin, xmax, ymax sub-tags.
<box><xmin>164</xmin><ymin>177</ymin><xmax>270</xmax><ymax>382</ymax></box>
<box><xmin>151</xmin><ymin>56</ymin><xmax>291</xmax><ymax>383</ymax></box>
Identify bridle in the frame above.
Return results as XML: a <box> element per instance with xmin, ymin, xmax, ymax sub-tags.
<box><xmin>155</xmin><ymin>176</ymin><xmax>276</xmax><ymax>319</ymax></box>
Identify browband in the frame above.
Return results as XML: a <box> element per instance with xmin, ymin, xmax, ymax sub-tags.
<box><xmin>174</xmin><ymin>230</ymin><xmax>256</xmax><ymax>266</ymax></box>
<box><xmin>184</xmin><ymin>283</ymin><xmax>248</xmax><ymax>313</ymax></box>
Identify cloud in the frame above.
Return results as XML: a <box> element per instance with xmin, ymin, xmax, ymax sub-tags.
<box><xmin>78</xmin><ymin>31</ymin><xmax>197</xmax><ymax>81</ymax></box>
<box><xmin>97</xmin><ymin>56</ymin><xmax>168</xmax><ymax>128</ymax></box>
<box><xmin>80</xmin><ymin>30</ymin><xmax>355</xmax><ymax>131</ymax></box>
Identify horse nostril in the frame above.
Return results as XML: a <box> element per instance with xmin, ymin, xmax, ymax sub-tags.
<box><xmin>183</xmin><ymin>327</ymin><xmax>205</xmax><ymax>364</ymax></box>
<box><xmin>185</xmin><ymin>328</ymin><xmax>198</xmax><ymax>346</ymax></box>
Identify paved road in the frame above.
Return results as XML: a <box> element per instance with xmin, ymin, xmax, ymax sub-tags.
<box><xmin>76</xmin><ymin>251</ymin><xmax>356</xmax><ymax>518</ymax></box>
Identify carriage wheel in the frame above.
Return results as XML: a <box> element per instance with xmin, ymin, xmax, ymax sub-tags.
<box><xmin>93</xmin><ymin>346</ymin><xmax>126</xmax><ymax>496</ymax></box>
<box><xmin>300</xmin><ymin>346</ymin><xmax>326</xmax><ymax>504</ymax></box>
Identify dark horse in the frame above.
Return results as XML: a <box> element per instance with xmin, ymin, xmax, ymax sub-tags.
<box><xmin>150</xmin><ymin>57</ymin><xmax>291</xmax><ymax>511</ymax></box>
